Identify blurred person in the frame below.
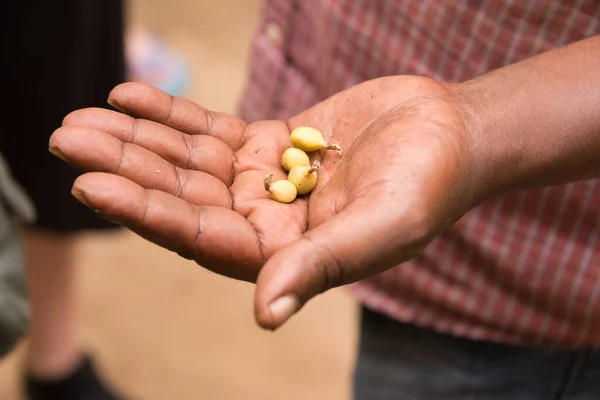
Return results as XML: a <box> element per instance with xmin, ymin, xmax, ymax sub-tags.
<box><xmin>0</xmin><ymin>153</ymin><xmax>33</xmax><ymax>363</ymax></box>
<box><xmin>0</xmin><ymin>153</ymin><xmax>124</xmax><ymax>400</ymax></box>
<box><xmin>49</xmin><ymin>1</ymin><xmax>600</xmax><ymax>400</ymax></box>
<box><xmin>2</xmin><ymin>2</ymin><xmax>189</xmax><ymax>398</ymax></box>
<box><xmin>1</xmin><ymin>1</ymin><xmax>130</xmax><ymax>399</ymax></box>
<box><xmin>2</xmin><ymin>1</ymin><xmax>188</xmax><ymax>399</ymax></box>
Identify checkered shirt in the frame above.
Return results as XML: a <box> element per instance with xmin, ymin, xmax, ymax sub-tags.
<box><xmin>239</xmin><ymin>0</ymin><xmax>600</xmax><ymax>348</ymax></box>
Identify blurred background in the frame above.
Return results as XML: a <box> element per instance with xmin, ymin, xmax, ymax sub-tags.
<box><xmin>0</xmin><ymin>0</ymin><xmax>359</xmax><ymax>399</ymax></box>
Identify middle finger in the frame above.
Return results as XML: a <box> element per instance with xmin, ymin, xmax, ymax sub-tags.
<box><xmin>62</xmin><ymin>107</ymin><xmax>235</xmax><ymax>185</ymax></box>
<box><xmin>50</xmin><ymin>125</ymin><xmax>232</xmax><ymax>208</ymax></box>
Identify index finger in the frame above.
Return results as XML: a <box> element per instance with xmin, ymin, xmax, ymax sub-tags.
<box><xmin>107</xmin><ymin>82</ymin><xmax>247</xmax><ymax>151</ymax></box>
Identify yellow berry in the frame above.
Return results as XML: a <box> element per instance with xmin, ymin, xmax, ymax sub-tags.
<box><xmin>280</xmin><ymin>147</ymin><xmax>311</xmax><ymax>172</ymax></box>
<box><xmin>290</xmin><ymin>126</ymin><xmax>342</xmax><ymax>155</ymax></box>
<box><xmin>264</xmin><ymin>174</ymin><xmax>297</xmax><ymax>203</ymax></box>
<box><xmin>288</xmin><ymin>161</ymin><xmax>320</xmax><ymax>195</ymax></box>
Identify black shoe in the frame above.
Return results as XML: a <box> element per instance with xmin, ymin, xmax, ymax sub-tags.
<box><xmin>25</xmin><ymin>355</ymin><xmax>126</xmax><ymax>400</ymax></box>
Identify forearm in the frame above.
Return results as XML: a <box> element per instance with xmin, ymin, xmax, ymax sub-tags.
<box><xmin>455</xmin><ymin>34</ymin><xmax>600</xmax><ymax>201</ymax></box>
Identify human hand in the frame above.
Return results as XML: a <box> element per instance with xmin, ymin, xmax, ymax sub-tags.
<box><xmin>49</xmin><ymin>77</ymin><xmax>478</xmax><ymax>330</ymax></box>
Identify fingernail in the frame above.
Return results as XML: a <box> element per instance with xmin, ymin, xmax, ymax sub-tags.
<box><xmin>71</xmin><ymin>188</ymin><xmax>92</xmax><ymax>209</ymax></box>
<box><xmin>49</xmin><ymin>146</ymin><xmax>67</xmax><ymax>162</ymax></box>
<box><xmin>268</xmin><ymin>295</ymin><xmax>300</xmax><ymax>328</ymax></box>
<box><xmin>94</xmin><ymin>209</ymin><xmax>120</xmax><ymax>225</ymax></box>
<box><xmin>107</xmin><ymin>97</ymin><xmax>123</xmax><ymax>112</ymax></box>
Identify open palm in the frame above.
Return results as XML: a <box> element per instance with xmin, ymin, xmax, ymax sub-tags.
<box><xmin>50</xmin><ymin>76</ymin><xmax>475</xmax><ymax>329</ymax></box>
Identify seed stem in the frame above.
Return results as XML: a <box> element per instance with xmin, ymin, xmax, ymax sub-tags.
<box><xmin>326</xmin><ymin>143</ymin><xmax>342</xmax><ymax>156</ymax></box>
<box><xmin>308</xmin><ymin>160</ymin><xmax>321</xmax><ymax>174</ymax></box>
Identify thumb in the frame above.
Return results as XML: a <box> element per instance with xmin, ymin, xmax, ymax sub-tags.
<box><xmin>254</xmin><ymin>197</ymin><xmax>416</xmax><ymax>331</ymax></box>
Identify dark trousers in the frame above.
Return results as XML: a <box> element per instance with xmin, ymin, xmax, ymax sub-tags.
<box><xmin>0</xmin><ymin>0</ymin><xmax>125</xmax><ymax>231</ymax></box>
<box><xmin>354</xmin><ymin>306</ymin><xmax>600</xmax><ymax>400</ymax></box>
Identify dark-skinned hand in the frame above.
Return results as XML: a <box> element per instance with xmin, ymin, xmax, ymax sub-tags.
<box><xmin>49</xmin><ymin>77</ymin><xmax>479</xmax><ymax>330</ymax></box>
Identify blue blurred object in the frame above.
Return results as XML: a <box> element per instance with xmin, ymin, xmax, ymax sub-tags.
<box><xmin>126</xmin><ymin>27</ymin><xmax>191</xmax><ymax>97</ymax></box>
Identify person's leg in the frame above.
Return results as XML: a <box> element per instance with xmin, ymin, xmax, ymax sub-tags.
<box><xmin>23</xmin><ymin>232</ymin><xmax>126</xmax><ymax>400</ymax></box>
<box><xmin>22</xmin><ymin>232</ymin><xmax>79</xmax><ymax>379</ymax></box>
<box><xmin>353</xmin><ymin>306</ymin><xmax>600</xmax><ymax>400</ymax></box>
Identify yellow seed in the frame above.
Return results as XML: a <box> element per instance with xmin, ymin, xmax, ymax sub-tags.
<box><xmin>264</xmin><ymin>174</ymin><xmax>297</xmax><ymax>203</ymax></box>
<box><xmin>288</xmin><ymin>161</ymin><xmax>320</xmax><ymax>195</ymax></box>
<box><xmin>280</xmin><ymin>147</ymin><xmax>311</xmax><ymax>172</ymax></box>
<box><xmin>290</xmin><ymin>126</ymin><xmax>342</xmax><ymax>155</ymax></box>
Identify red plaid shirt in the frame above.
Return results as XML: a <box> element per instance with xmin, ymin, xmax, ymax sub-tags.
<box><xmin>239</xmin><ymin>0</ymin><xmax>600</xmax><ymax>348</ymax></box>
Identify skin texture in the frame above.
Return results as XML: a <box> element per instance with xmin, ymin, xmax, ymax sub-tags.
<box><xmin>49</xmin><ymin>35</ymin><xmax>600</xmax><ymax>331</ymax></box>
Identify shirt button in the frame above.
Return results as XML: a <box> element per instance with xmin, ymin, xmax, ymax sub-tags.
<box><xmin>265</xmin><ymin>22</ymin><xmax>284</xmax><ymax>47</ymax></box>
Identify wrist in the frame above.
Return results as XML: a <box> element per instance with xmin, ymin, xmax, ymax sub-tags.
<box><xmin>447</xmin><ymin>35</ymin><xmax>600</xmax><ymax>204</ymax></box>
<box><xmin>445</xmin><ymin>78</ymin><xmax>517</xmax><ymax>206</ymax></box>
